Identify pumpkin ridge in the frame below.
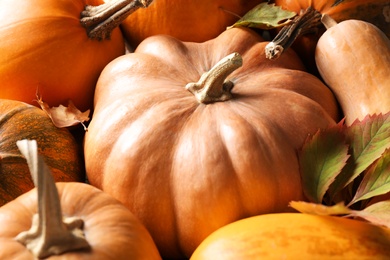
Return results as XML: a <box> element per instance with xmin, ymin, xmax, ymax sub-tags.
<box><xmin>0</xmin><ymin>105</ymin><xmax>30</xmax><ymax>128</ymax></box>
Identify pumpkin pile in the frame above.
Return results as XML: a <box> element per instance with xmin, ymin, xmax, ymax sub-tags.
<box><xmin>0</xmin><ymin>0</ymin><xmax>389</xmax><ymax>259</ymax></box>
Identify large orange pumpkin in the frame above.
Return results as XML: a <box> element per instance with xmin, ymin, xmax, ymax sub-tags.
<box><xmin>0</xmin><ymin>99</ymin><xmax>84</xmax><ymax>206</ymax></box>
<box><xmin>84</xmin><ymin>27</ymin><xmax>339</xmax><ymax>258</ymax></box>
<box><xmin>0</xmin><ymin>0</ymin><xmax>124</xmax><ymax>111</ymax></box>
<box><xmin>98</xmin><ymin>0</ymin><xmax>265</xmax><ymax>48</ymax></box>
<box><xmin>269</xmin><ymin>0</ymin><xmax>390</xmax><ymax>72</ymax></box>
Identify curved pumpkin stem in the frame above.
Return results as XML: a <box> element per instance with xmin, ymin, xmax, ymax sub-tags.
<box><xmin>265</xmin><ymin>7</ymin><xmax>322</xmax><ymax>60</ymax></box>
<box><xmin>321</xmin><ymin>14</ymin><xmax>338</xmax><ymax>29</ymax></box>
<box><xmin>15</xmin><ymin>140</ymin><xmax>90</xmax><ymax>258</ymax></box>
<box><xmin>80</xmin><ymin>0</ymin><xmax>154</xmax><ymax>40</ymax></box>
<box><xmin>186</xmin><ymin>52</ymin><xmax>243</xmax><ymax>104</ymax></box>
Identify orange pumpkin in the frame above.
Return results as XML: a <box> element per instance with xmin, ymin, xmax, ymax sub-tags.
<box><xmin>84</xmin><ymin>27</ymin><xmax>339</xmax><ymax>258</ymax></box>
<box><xmin>0</xmin><ymin>99</ymin><xmax>84</xmax><ymax>206</ymax></box>
<box><xmin>0</xmin><ymin>0</ymin><xmax>124</xmax><ymax>111</ymax></box>
<box><xmin>0</xmin><ymin>139</ymin><xmax>161</xmax><ymax>259</ymax></box>
<box><xmin>0</xmin><ymin>183</ymin><xmax>163</xmax><ymax>259</ymax></box>
<box><xmin>99</xmin><ymin>0</ymin><xmax>265</xmax><ymax>48</ymax></box>
<box><xmin>270</xmin><ymin>0</ymin><xmax>390</xmax><ymax>72</ymax></box>
<box><xmin>191</xmin><ymin>213</ymin><xmax>390</xmax><ymax>259</ymax></box>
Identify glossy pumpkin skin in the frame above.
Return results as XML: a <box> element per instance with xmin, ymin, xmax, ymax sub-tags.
<box><xmin>191</xmin><ymin>213</ymin><xmax>390</xmax><ymax>259</ymax></box>
<box><xmin>273</xmin><ymin>0</ymin><xmax>390</xmax><ymax>72</ymax></box>
<box><xmin>0</xmin><ymin>0</ymin><xmax>124</xmax><ymax>111</ymax></box>
<box><xmin>115</xmin><ymin>0</ymin><xmax>265</xmax><ymax>48</ymax></box>
<box><xmin>0</xmin><ymin>99</ymin><xmax>84</xmax><ymax>206</ymax></box>
<box><xmin>84</xmin><ymin>27</ymin><xmax>339</xmax><ymax>258</ymax></box>
<box><xmin>0</xmin><ymin>182</ymin><xmax>162</xmax><ymax>259</ymax></box>
<box><xmin>315</xmin><ymin>19</ymin><xmax>390</xmax><ymax>125</ymax></box>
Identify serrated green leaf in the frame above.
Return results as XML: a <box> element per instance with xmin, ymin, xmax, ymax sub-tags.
<box><xmin>349</xmin><ymin>200</ymin><xmax>390</xmax><ymax>228</ymax></box>
<box><xmin>290</xmin><ymin>201</ymin><xmax>352</xmax><ymax>216</ymax></box>
<box><xmin>228</xmin><ymin>3</ymin><xmax>296</xmax><ymax>30</ymax></box>
<box><xmin>298</xmin><ymin>124</ymin><xmax>350</xmax><ymax>203</ymax></box>
<box><xmin>329</xmin><ymin>113</ymin><xmax>390</xmax><ymax>196</ymax></box>
<box><xmin>349</xmin><ymin>149</ymin><xmax>390</xmax><ymax>205</ymax></box>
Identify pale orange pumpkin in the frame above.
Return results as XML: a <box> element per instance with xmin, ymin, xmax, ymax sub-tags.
<box><xmin>315</xmin><ymin>15</ymin><xmax>390</xmax><ymax>125</ymax></box>
<box><xmin>0</xmin><ymin>0</ymin><xmax>124</xmax><ymax>111</ymax></box>
<box><xmin>0</xmin><ymin>139</ymin><xmax>161</xmax><ymax>259</ymax></box>
<box><xmin>84</xmin><ymin>27</ymin><xmax>339</xmax><ymax>258</ymax></box>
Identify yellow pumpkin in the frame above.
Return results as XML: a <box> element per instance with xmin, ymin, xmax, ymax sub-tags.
<box><xmin>191</xmin><ymin>213</ymin><xmax>390</xmax><ymax>259</ymax></box>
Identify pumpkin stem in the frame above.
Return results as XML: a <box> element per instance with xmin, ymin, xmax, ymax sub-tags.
<box><xmin>321</xmin><ymin>14</ymin><xmax>338</xmax><ymax>29</ymax></box>
<box><xmin>80</xmin><ymin>0</ymin><xmax>154</xmax><ymax>40</ymax></box>
<box><xmin>15</xmin><ymin>140</ymin><xmax>90</xmax><ymax>258</ymax></box>
<box><xmin>186</xmin><ymin>52</ymin><xmax>243</xmax><ymax>104</ymax></box>
<box><xmin>265</xmin><ymin>7</ymin><xmax>322</xmax><ymax>60</ymax></box>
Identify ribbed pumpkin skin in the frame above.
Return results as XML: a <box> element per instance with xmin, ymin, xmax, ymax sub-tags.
<box><xmin>0</xmin><ymin>182</ymin><xmax>162</xmax><ymax>259</ymax></box>
<box><xmin>0</xmin><ymin>99</ymin><xmax>84</xmax><ymax>206</ymax></box>
<box><xmin>191</xmin><ymin>213</ymin><xmax>390</xmax><ymax>259</ymax></box>
<box><xmin>0</xmin><ymin>0</ymin><xmax>124</xmax><ymax>111</ymax></box>
<box><xmin>273</xmin><ymin>0</ymin><xmax>390</xmax><ymax>71</ymax></box>
<box><xmin>84</xmin><ymin>27</ymin><xmax>339</xmax><ymax>259</ymax></box>
<box><xmin>115</xmin><ymin>0</ymin><xmax>265</xmax><ymax>48</ymax></box>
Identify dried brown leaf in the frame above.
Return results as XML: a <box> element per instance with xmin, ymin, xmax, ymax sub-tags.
<box><xmin>36</xmin><ymin>92</ymin><xmax>90</xmax><ymax>130</ymax></box>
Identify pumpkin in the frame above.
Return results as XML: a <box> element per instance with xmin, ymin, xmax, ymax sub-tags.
<box><xmin>0</xmin><ymin>0</ymin><xmax>125</xmax><ymax>111</ymax></box>
<box><xmin>268</xmin><ymin>0</ymin><xmax>390</xmax><ymax>72</ymax></box>
<box><xmin>0</xmin><ymin>139</ymin><xmax>162</xmax><ymax>259</ymax></box>
<box><xmin>190</xmin><ymin>213</ymin><xmax>390</xmax><ymax>259</ymax></box>
<box><xmin>0</xmin><ymin>99</ymin><xmax>84</xmax><ymax>206</ymax></box>
<box><xmin>84</xmin><ymin>0</ymin><xmax>265</xmax><ymax>48</ymax></box>
<box><xmin>83</xmin><ymin>27</ymin><xmax>340</xmax><ymax>258</ymax></box>
<box><xmin>315</xmin><ymin>15</ymin><xmax>390</xmax><ymax>125</ymax></box>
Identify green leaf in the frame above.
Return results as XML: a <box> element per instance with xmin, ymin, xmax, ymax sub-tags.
<box><xmin>298</xmin><ymin>124</ymin><xmax>350</xmax><ymax>203</ymax></box>
<box><xmin>329</xmin><ymin>113</ymin><xmax>390</xmax><ymax>196</ymax></box>
<box><xmin>349</xmin><ymin>149</ymin><xmax>390</xmax><ymax>205</ymax></box>
<box><xmin>349</xmin><ymin>200</ymin><xmax>390</xmax><ymax>228</ymax></box>
<box><xmin>228</xmin><ymin>3</ymin><xmax>296</xmax><ymax>30</ymax></box>
<box><xmin>290</xmin><ymin>201</ymin><xmax>352</xmax><ymax>216</ymax></box>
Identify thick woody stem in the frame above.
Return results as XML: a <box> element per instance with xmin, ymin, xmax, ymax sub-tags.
<box><xmin>80</xmin><ymin>0</ymin><xmax>154</xmax><ymax>40</ymax></box>
<box><xmin>265</xmin><ymin>7</ymin><xmax>322</xmax><ymax>60</ymax></box>
<box><xmin>15</xmin><ymin>140</ymin><xmax>90</xmax><ymax>258</ymax></box>
<box><xmin>186</xmin><ymin>52</ymin><xmax>243</xmax><ymax>104</ymax></box>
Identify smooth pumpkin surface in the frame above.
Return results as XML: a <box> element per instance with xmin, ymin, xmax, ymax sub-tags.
<box><xmin>0</xmin><ymin>99</ymin><xmax>84</xmax><ymax>206</ymax></box>
<box><xmin>0</xmin><ymin>182</ymin><xmax>162</xmax><ymax>259</ymax></box>
<box><xmin>315</xmin><ymin>18</ymin><xmax>390</xmax><ymax>125</ymax></box>
<box><xmin>113</xmin><ymin>0</ymin><xmax>265</xmax><ymax>48</ymax></box>
<box><xmin>84</xmin><ymin>27</ymin><xmax>339</xmax><ymax>259</ymax></box>
<box><xmin>272</xmin><ymin>0</ymin><xmax>390</xmax><ymax>71</ymax></box>
<box><xmin>190</xmin><ymin>213</ymin><xmax>390</xmax><ymax>259</ymax></box>
<box><xmin>0</xmin><ymin>0</ymin><xmax>124</xmax><ymax>111</ymax></box>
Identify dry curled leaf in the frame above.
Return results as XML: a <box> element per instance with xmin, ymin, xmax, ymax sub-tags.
<box><xmin>36</xmin><ymin>92</ymin><xmax>90</xmax><ymax>130</ymax></box>
<box><xmin>289</xmin><ymin>201</ymin><xmax>352</xmax><ymax>216</ymax></box>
